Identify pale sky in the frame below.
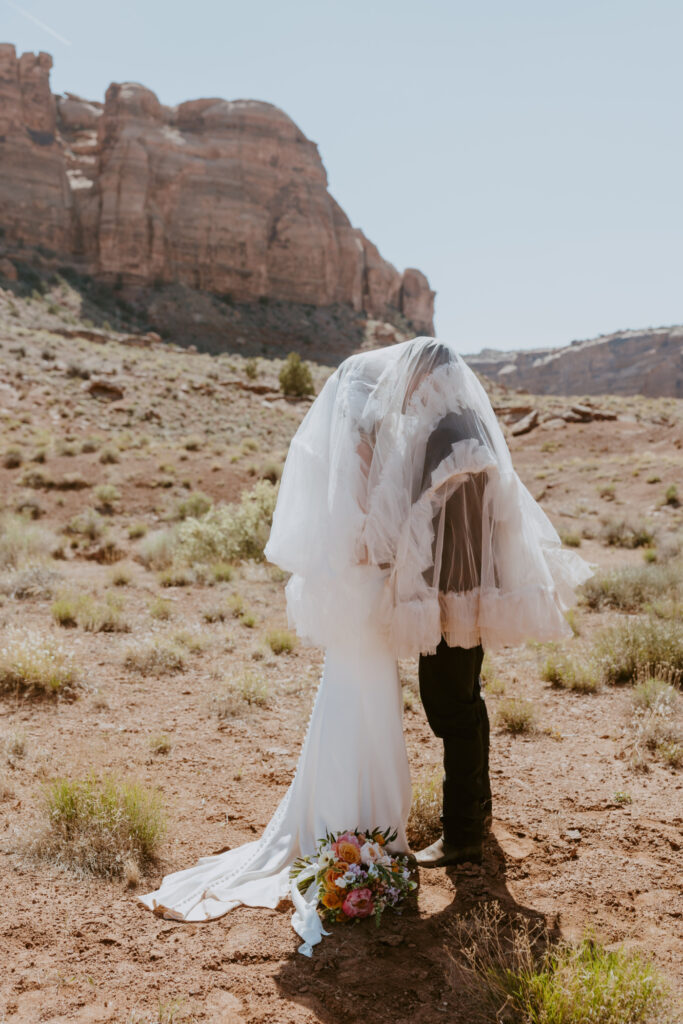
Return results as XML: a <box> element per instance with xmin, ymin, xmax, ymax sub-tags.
<box><xmin>3</xmin><ymin>0</ymin><xmax>682</xmax><ymax>353</ymax></box>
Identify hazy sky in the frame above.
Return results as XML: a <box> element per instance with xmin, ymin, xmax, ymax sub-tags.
<box><xmin>3</xmin><ymin>0</ymin><xmax>682</xmax><ymax>352</ymax></box>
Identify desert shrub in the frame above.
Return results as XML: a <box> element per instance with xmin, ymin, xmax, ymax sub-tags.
<box><xmin>183</xmin><ymin>434</ymin><xmax>203</xmax><ymax>452</ymax></box>
<box><xmin>558</xmin><ymin>529</ymin><xmax>581</xmax><ymax>547</ymax></box>
<box><xmin>3</xmin><ymin>446</ymin><xmax>22</xmax><ymax>469</ymax></box>
<box><xmin>34</xmin><ymin>774</ymin><xmax>166</xmax><ymax>877</ymax></box>
<box><xmin>98</xmin><ymin>445</ymin><xmax>119</xmax><ymax>464</ymax></box>
<box><xmin>0</xmin><ymin>565</ymin><xmax>62</xmax><ymax>600</ymax></box>
<box><xmin>210</xmin><ymin>562</ymin><xmax>234</xmax><ymax>583</ymax></box>
<box><xmin>138</xmin><ymin>528</ymin><xmax>177</xmax><ymax>570</ymax></box>
<box><xmin>632</xmin><ymin>673</ymin><xmax>679</xmax><ymax>711</ymax></box>
<box><xmin>148</xmin><ymin>596</ymin><xmax>173</xmax><ymax>620</ymax></box>
<box><xmin>0</xmin><ymin>514</ymin><xmax>55</xmax><ymax>569</ymax></box>
<box><xmin>599</xmin><ymin>518</ymin><xmax>655</xmax><ymax>549</ymax></box>
<box><xmin>149</xmin><ymin>733</ymin><xmax>172</xmax><ymax>755</ymax></box>
<box><xmin>0</xmin><ymin>629</ymin><xmax>79</xmax><ymax>697</ymax></box>
<box><xmin>446</xmin><ymin>901</ymin><xmax>672</xmax><ymax>1024</ymax></box>
<box><xmin>65</xmin><ymin>507</ymin><xmax>106</xmax><ymax>541</ymax></box>
<box><xmin>94</xmin><ymin>483</ymin><xmax>121</xmax><ymax>513</ymax></box>
<box><xmin>52</xmin><ymin>591</ymin><xmax>129</xmax><ymax>632</ymax></box>
<box><xmin>214</xmin><ymin>669</ymin><xmax>270</xmax><ymax>717</ymax></box>
<box><xmin>265</xmin><ymin>628</ymin><xmax>296</xmax><ymax>654</ymax></box>
<box><xmin>158</xmin><ymin>566</ymin><xmax>195</xmax><ymax>587</ymax></box>
<box><xmin>279</xmin><ymin>352</ymin><xmax>314</xmax><ymax>397</ymax></box>
<box><xmin>175</xmin><ymin>491</ymin><xmax>212</xmax><ymax>520</ymax></box>
<box><xmin>175</xmin><ymin>480</ymin><xmax>278</xmax><ymax>564</ymax></box>
<box><xmin>594</xmin><ymin>617</ymin><xmax>683</xmax><ymax>686</ymax></box>
<box><xmin>581</xmin><ymin>563</ymin><xmax>680</xmax><ymax>612</ymax></box>
<box><xmin>171</xmin><ymin>628</ymin><xmax>207</xmax><ymax>653</ymax></box>
<box><xmin>127</xmin><ymin>521</ymin><xmax>148</xmax><ymax>540</ymax></box>
<box><xmin>630</xmin><ymin>687</ymin><xmax>682</xmax><ymax>770</ymax></box>
<box><xmin>497</xmin><ymin>697</ymin><xmax>537</xmax><ymax>733</ymax></box>
<box><xmin>407</xmin><ymin>767</ymin><xmax>442</xmax><ymax>846</ymax></box>
<box><xmin>663</xmin><ymin>484</ymin><xmax>679</xmax><ymax>507</ymax></box>
<box><xmin>260</xmin><ymin>460</ymin><xmax>282</xmax><ymax>484</ymax></box>
<box><xmin>109</xmin><ymin>563</ymin><xmax>133</xmax><ymax>586</ymax></box>
<box><xmin>541</xmin><ymin>650</ymin><xmax>600</xmax><ymax>693</ymax></box>
<box><xmin>123</xmin><ymin>637</ymin><xmax>186</xmax><ymax>676</ymax></box>
<box><xmin>244</xmin><ymin>357</ymin><xmax>259</xmax><ymax>379</ymax></box>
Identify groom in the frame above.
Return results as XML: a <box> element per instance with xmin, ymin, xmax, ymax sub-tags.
<box><xmin>413</xmin><ymin>426</ymin><xmax>493</xmax><ymax>868</ymax></box>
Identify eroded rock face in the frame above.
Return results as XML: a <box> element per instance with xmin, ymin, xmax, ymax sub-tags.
<box><xmin>466</xmin><ymin>326</ymin><xmax>683</xmax><ymax>398</ymax></box>
<box><xmin>0</xmin><ymin>45</ymin><xmax>435</xmax><ymax>334</ymax></box>
<box><xmin>0</xmin><ymin>44</ymin><xmax>72</xmax><ymax>252</ymax></box>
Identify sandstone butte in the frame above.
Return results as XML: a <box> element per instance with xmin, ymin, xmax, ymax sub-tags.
<box><xmin>0</xmin><ymin>44</ymin><xmax>435</xmax><ymax>335</ymax></box>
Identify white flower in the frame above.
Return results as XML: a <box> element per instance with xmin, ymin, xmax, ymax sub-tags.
<box><xmin>360</xmin><ymin>841</ymin><xmax>391</xmax><ymax>867</ymax></box>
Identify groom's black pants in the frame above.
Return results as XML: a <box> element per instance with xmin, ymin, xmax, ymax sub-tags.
<box><xmin>418</xmin><ymin>638</ymin><xmax>491</xmax><ymax>848</ymax></box>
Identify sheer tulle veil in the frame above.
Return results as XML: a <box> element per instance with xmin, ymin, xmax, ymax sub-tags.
<box><xmin>264</xmin><ymin>335</ymin><xmax>594</xmax><ymax>659</ymax></box>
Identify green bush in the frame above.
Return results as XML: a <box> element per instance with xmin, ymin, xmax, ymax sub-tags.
<box><xmin>279</xmin><ymin>352</ymin><xmax>314</xmax><ymax>397</ymax></box>
<box><xmin>541</xmin><ymin>650</ymin><xmax>600</xmax><ymax>693</ymax></box>
<box><xmin>176</xmin><ymin>480</ymin><xmax>278</xmax><ymax>564</ymax></box>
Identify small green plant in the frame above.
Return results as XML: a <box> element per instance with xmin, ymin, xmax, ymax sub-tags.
<box><xmin>497</xmin><ymin>697</ymin><xmax>537</xmax><ymax>734</ymax></box>
<box><xmin>66</xmin><ymin>507</ymin><xmax>106</xmax><ymax>541</ymax></box>
<box><xmin>138</xmin><ymin>528</ymin><xmax>177</xmax><ymax>570</ymax></box>
<box><xmin>265</xmin><ymin>628</ymin><xmax>296</xmax><ymax>654</ymax></box>
<box><xmin>614</xmin><ymin>791</ymin><xmax>632</xmax><ymax>805</ymax></box>
<box><xmin>210</xmin><ymin>562</ymin><xmax>234</xmax><ymax>583</ymax></box>
<box><xmin>244</xmin><ymin>357</ymin><xmax>259</xmax><ymax>379</ymax></box>
<box><xmin>109</xmin><ymin>563</ymin><xmax>133</xmax><ymax>587</ymax></box>
<box><xmin>128</xmin><ymin>522</ymin><xmax>148</xmax><ymax>540</ymax></box>
<box><xmin>581</xmin><ymin>563</ymin><xmax>680</xmax><ymax>612</ymax></box>
<box><xmin>278</xmin><ymin>351</ymin><xmax>314</xmax><ymax>397</ymax></box>
<box><xmin>158</xmin><ymin>566</ymin><xmax>194</xmax><ymax>587</ymax></box>
<box><xmin>175</xmin><ymin>481</ymin><xmax>278</xmax><ymax>565</ymax></box>
<box><xmin>558</xmin><ymin>529</ymin><xmax>581</xmax><ymax>548</ymax></box>
<box><xmin>34</xmin><ymin>773</ymin><xmax>166</xmax><ymax>877</ymax></box>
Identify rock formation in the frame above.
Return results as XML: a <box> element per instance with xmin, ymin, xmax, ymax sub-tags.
<box><xmin>0</xmin><ymin>44</ymin><xmax>435</xmax><ymax>335</ymax></box>
<box><xmin>466</xmin><ymin>326</ymin><xmax>683</xmax><ymax>398</ymax></box>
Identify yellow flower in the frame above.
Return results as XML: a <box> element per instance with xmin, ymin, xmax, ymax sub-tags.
<box><xmin>335</xmin><ymin>841</ymin><xmax>361</xmax><ymax>865</ymax></box>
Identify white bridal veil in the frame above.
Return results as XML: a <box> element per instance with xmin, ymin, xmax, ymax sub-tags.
<box><xmin>264</xmin><ymin>336</ymin><xmax>593</xmax><ymax>658</ymax></box>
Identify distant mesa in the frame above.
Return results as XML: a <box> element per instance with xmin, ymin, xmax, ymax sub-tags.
<box><xmin>0</xmin><ymin>43</ymin><xmax>434</xmax><ymax>354</ymax></box>
<box><xmin>466</xmin><ymin>326</ymin><xmax>683</xmax><ymax>399</ymax></box>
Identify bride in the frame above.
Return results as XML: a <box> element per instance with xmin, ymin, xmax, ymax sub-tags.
<box><xmin>137</xmin><ymin>336</ymin><xmax>592</xmax><ymax>955</ymax></box>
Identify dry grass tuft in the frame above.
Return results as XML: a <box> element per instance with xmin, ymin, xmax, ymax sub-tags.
<box><xmin>265</xmin><ymin>628</ymin><xmax>296</xmax><ymax>654</ymax></box>
<box><xmin>541</xmin><ymin>648</ymin><xmax>601</xmax><ymax>693</ymax></box>
<box><xmin>497</xmin><ymin>697</ymin><xmax>537</xmax><ymax>734</ymax></box>
<box><xmin>214</xmin><ymin>669</ymin><xmax>271</xmax><ymax>718</ymax></box>
<box><xmin>123</xmin><ymin>637</ymin><xmax>186</xmax><ymax>676</ymax></box>
<box><xmin>31</xmin><ymin>774</ymin><xmax>166</xmax><ymax>878</ymax></box>
<box><xmin>594</xmin><ymin>617</ymin><xmax>683</xmax><ymax>686</ymax></box>
<box><xmin>407</xmin><ymin>767</ymin><xmax>442</xmax><ymax>847</ymax></box>
<box><xmin>0</xmin><ymin>628</ymin><xmax>79</xmax><ymax>697</ymax></box>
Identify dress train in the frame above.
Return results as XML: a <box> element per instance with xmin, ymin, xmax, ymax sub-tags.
<box><xmin>137</xmin><ymin>611</ymin><xmax>412</xmax><ymax>955</ymax></box>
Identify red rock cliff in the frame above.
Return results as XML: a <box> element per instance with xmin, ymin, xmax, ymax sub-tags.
<box><xmin>0</xmin><ymin>45</ymin><xmax>435</xmax><ymax>333</ymax></box>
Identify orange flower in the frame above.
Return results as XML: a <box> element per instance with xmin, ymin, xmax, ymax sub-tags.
<box><xmin>324</xmin><ymin>866</ymin><xmax>347</xmax><ymax>889</ymax></box>
<box><xmin>335</xmin><ymin>841</ymin><xmax>361</xmax><ymax>865</ymax></box>
<box><xmin>376</xmin><ymin>835</ymin><xmax>386</xmax><ymax>846</ymax></box>
<box><xmin>321</xmin><ymin>889</ymin><xmax>343</xmax><ymax>910</ymax></box>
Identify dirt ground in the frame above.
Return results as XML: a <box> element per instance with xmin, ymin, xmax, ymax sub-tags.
<box><xmin>0</xmin><ymin>313</ymin><xmax>682</xmax><ymax>1023</ymax></box>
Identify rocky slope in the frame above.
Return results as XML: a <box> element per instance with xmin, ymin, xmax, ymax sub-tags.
<box><xmin>466</xmin><ymin>326</ymin><xmax>683</xmax><ymax>398</ymax></box>
<box><xmin>0</xmin><ymin>43</ymin><xmax>434</xmax><ymax>353</ymax></box>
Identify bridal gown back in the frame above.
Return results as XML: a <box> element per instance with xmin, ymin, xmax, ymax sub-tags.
<box><xmin>138</xmin><ymin>565</ymin><xmax>412</xmax><ymax>954</ymax></box>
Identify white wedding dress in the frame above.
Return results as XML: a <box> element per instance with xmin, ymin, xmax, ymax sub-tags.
<box><xmin>138</xmin><ymin>564</ymin><xmax>412</xmax><ymax>956</ymax></box>
<box><xmin>138</xmin><ymin>336</ymin><xmax>593</xmax><ymax>954</ymax></box>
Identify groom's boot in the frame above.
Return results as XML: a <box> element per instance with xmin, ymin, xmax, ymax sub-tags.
<box><xmin>415</xmin><ymin>640</ymin><xmax>489</xmax><ymax>868</ymax></box>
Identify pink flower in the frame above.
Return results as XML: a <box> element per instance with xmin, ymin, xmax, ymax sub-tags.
<box><xmin>331</xmin><ymin>832</ymin><xmax>361</xmax><ymax>858</ymax></box>
<box><xmin>342</xmin><ymin>888</ymin><xmax>374</xmax><ymax>919</ymax></box>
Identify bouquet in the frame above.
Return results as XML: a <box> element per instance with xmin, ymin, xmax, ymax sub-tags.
<box><xmin>290</xmin><ymin>826</ymin><xmax>417</xmax><ymax>927</ymax></box>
